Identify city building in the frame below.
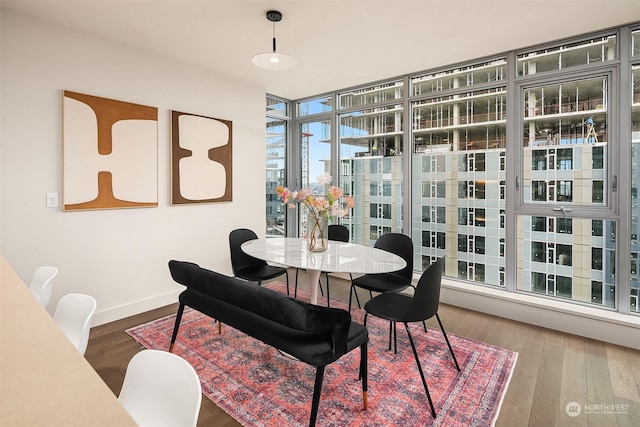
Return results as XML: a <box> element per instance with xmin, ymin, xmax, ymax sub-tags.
<box><xmin>267</xmin><ymin>31</ymin><xmax>640</xmax><ymax>317</ymax></box>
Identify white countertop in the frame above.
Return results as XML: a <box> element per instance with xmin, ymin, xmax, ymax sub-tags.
<box><xmin>0</xmin><ymin>256</ymin><xmax>136</xmax><ymax>426</ymax></box>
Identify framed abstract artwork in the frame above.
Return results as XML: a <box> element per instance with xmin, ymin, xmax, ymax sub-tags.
<box><xmin>170</xmin><ymin>110</ymin><xmax>233</xmax><ymax>205</ymax></box>
<box><xmin>62</xmin><ymin>91</ymin><xmax>158</xmax><ymax>211</ymax></box>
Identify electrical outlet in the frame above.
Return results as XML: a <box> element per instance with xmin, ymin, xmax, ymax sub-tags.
<box><xmin>46</xmin><ymin>192</ymin><xmax>58</xmax><ymax>208</ymax></box>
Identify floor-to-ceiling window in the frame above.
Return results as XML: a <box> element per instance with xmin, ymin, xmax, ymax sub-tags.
<box><xmin>272</xmin><ymin>23</ymin><xmax>639</xmax><ymax>317</ymax></box>
<box><xmin>630</xmin><ymin>29</ymin><xmax>640</xmax><ymax>313</ymax></box>
<box><xmin>410</xmin><ymin>60</ymin><xmax>507</xmax><ymax>280</ymax></box>
<box><xmin>338</xmin><ymin>81</ymin><xmax>405</xmax><ymax>245</ymax></box>
<box><xmin>296</xmin><ymin>96</ymin><xmax>333</xmax><ymax>236</ymax></box>
<box><xmin>265</xmin><ymin>95</ymin><xmax>289</xmax><ymax>236</ymax></box>
<box><xmin>514</xmin><ymin>34</ymin><xmax>620</xmax><ymax>308</ymax></box>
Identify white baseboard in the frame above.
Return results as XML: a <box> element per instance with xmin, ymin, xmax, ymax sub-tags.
<box><xmin>333</xmin><ymin>272</ymin><xmax>640</xmax><ymax>350</ymax></box>
<box><xmin>91</xmin><ymin>290</ymin><xmax>181</xmax><ymax>327</ymax></box>
<box><xmin>439</xmin><ymin>278</ymin><xmax>640</xmax><ymax>350</ymax></box>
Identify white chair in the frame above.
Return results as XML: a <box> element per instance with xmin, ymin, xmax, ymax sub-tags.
<box><xmin>118</xmin><ymin>349</ymin><xmax>202</xmax><ymax>427</ymax></box>
<box><xmin>53</xmin><ymin>293</ymin><xmax>97</xmax><ymax>356</ymax></box>
<box><xmin>29</xmin><ymin>266</ymin><xmax>58</xmax><ymax>308</ymax></box>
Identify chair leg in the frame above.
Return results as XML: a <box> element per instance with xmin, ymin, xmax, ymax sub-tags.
<box><xmin>348</xmin><ymin>284</ymin><xmax>362</xmax><ymax>313</ymax></box>
<box><xmin>169</xmin><ymin>303</ymin><xmax>185</xmax><ymax>353</ymax></box>
<box><xmin>285</xmin><ymin>270</ymin><xmax>290</xmax><ymax>295</ymax></box>
<box><xmin>324</xmin><ymin>273</ymin><xmax>330</xmax><ymax>307</ymax></box>
<box><xmin>393</xmin><ymin>322</ymin><xmax>398</xmax><ymax>354</ymax></box>
<box><xmin>309</xmin><ymin>366</ymin><xmax>325</xmax><ymax>427</ymax></box>
<box><xmin>360</xmin><ymin>342</ymin><xmax>368</xmax><ymax>409</ymax></box>
<box><xmin>404</xmin><ymin>323</ymin><xmax>436</xmax><ymax>418</ymax></box>
<box><xmin>436</xmin><ymin>313</ymin><xmax>460</xmax><ymax>372</ymax></box>
<box><xmin>348</xmin><ymin>285</ymin><xmax>354</xmax><ymax>312</ymax></box>
<box><xmin>386</xmin><ymin>321</ymin><xmax>398</xmax><ymax>353</ymax></box>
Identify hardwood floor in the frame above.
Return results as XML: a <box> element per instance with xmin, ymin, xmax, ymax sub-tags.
<box><xmin>85</xmin><ymin>270</ymin><xmax>640</xmax><ymax>426</ymax></box>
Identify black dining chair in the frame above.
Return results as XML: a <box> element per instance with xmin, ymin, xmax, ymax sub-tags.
<box><xmin>229</xmin><ymin>228</ymin><xmax>290</xmax><ymax>294</ymax></box>
<box><xmin>363</xmin><ymin>257</ymin><xmax>460</xmax><ymax>418</ymax></box>
<box><xmin>348</xmin><ymin>232</ymin><xmax>414</xmax><ymax>312</ymax></box>
<box><xmin>295</xmin><ymin>224</ymin><xmax>350</xmax><ymax>307</ymax></box>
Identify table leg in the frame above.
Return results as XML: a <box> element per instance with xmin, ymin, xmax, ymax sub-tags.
<box><xmin>307</xmin><ymin>269</ymin><xmax>321</xmax><ymax>305</ymax></box>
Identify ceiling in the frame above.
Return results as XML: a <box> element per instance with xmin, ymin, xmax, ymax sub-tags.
<box><xmin>2</xmin><ymin>0</ymin><xmax>639</xmax><ymax>100</ymax></box>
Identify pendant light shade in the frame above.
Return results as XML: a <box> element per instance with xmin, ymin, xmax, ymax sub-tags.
<box><xmin>252</xmin><ymin>10</ymin><xmax>297</xmax><ymax>70</ymax></box>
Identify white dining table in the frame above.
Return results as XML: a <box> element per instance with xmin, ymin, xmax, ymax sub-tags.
<box><xmin>241</xmin><ymin>237</ymin><xmax>407</xmax><ymax>305</ymax></box>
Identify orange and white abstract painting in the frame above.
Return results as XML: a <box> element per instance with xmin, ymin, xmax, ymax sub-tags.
<box><xmin>62</xmin><ymin>91</ymin><xmax>158</xmax><ymax>211</ymax></box>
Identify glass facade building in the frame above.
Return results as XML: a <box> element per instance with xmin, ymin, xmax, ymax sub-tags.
<box><xmin>265</xmin><ymin>24</ymin><xmax>640</xmax><ymax>316</ymax></box>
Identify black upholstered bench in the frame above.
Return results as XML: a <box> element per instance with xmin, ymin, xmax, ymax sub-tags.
<box><xmin>167</xmin><ymin>260</ymin><xmax>369</xmax><ymax>427</ymax></box>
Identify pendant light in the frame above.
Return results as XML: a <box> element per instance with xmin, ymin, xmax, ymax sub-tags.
<box><xmin>251</xmin><ymin>10</ymin><xmax>297</xmax><ymax>70</ymax></box>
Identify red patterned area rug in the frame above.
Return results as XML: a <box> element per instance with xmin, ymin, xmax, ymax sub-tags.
<box><xmin>126</xmin><ymin>282</ymin><xmax>517</xmax><ymax>427</ymax></box>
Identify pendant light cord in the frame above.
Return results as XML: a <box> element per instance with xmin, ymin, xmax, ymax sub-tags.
<box><xmin>272</xmin><ymin>20</ymin><xmax>277</xmax><ymax>53</ymax></box>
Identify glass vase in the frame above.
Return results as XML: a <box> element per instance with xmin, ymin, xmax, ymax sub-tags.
<box><xmin>307</xmin><ymin>212</ymin><xmax>329</xmax><ymax>252</ymax></box>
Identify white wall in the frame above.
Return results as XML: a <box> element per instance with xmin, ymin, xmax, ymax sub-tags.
<box><xmin>1</xmin><ymin>11</ymin><xmax>267</xmax><ymax>325</ymax></box>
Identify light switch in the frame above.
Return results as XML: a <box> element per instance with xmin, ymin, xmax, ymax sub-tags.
<box><xmin>46</xmin><ymin>192</ymin><xmax>58</xmax><ymax>208</ymax></box>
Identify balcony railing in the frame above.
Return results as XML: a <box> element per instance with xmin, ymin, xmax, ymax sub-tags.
<box><xmin>414</xmin><ymin>112</ymin><xmax>506</xmax><ymax>130</ymax></box>
<box><xmin>524</xmin><ymin>131</ymin><xmax>608</xmax><ymax>146</ymax></box>
<box><xmin>525</xmin><ymin>97</ymin><xmax>605</xmax><ymax>118</ymax></box>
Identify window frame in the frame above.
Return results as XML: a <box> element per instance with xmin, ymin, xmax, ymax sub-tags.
<box><xmin>513</xmin><ymin>67</ymin><xmax>620</xmax><ymax>219</ymax></box>
<box><xmin>276</xmin><ymin>24</ymin><xmax>639</xmax><ymax>316</ymax></box>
